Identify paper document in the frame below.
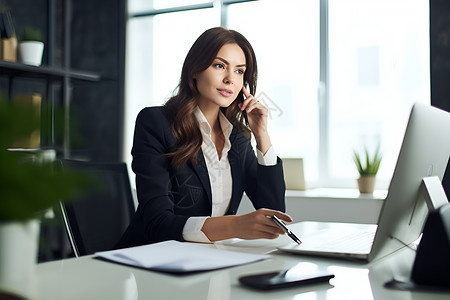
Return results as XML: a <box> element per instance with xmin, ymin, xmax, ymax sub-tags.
<box><xmin>95</xmin><ymin>240</ymin><xmax>269</xmax><ymax>273</ymax></box>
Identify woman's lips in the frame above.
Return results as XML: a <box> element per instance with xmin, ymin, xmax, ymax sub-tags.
<box><xmin>217</xmin><ymin>89</ymin><xmax>233</xmax><ymax>97</ymax></box>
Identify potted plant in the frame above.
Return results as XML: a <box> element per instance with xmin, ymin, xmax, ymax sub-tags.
<box><xmin>18</xmin><ymin>26</ymin><xmax>44</xmax><ymax>66</ymax></box>
<box><xmin>353</xmin><ymin>145</ymin><xmax>382</xmax><ymax>194</ymax></box>
<box><xmin>0</xmin><ymin>99</ymin><xmax>86</xmax><ymax>298</ymax></box>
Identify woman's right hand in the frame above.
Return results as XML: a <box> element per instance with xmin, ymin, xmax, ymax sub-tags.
<box><xmin>201</xmin><ymin>208</ymin><xmax>293</xmax><ymax>242</ymax></box>
<box><xmin>232</xmin><ymin>208</ymin><xmax>293</xmax><ymax>240</ymax></box>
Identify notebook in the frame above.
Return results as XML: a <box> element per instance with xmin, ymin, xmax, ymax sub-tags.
<box><xmin>278</xmin><ymin>103</ymin><xmax>450</xmax><ymax>262</ymax></box>
<box><xmin>96</xmin><ymin>240</ymin><xmax>269</xmax><ymax>274</ymax></box>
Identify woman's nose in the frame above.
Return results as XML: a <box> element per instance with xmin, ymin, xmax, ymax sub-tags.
<box><xmin>223</xmin><ymin>71</ymin><xmax>234</xmax><ymax>84</ymax></box>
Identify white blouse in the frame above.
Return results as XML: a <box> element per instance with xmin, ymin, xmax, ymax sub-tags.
<box><xmin>182</xmin><ymin>107</ymin><xmax>276</xmax><ymax>243</ymax></box>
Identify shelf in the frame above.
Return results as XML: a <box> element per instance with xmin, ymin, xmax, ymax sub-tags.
<box><xmin>285</xmin><ymin>188</ymin><xmax>388</xmax><ymax>200</ymax></box>
<box><xmin>0</xmin><ymin>60</ymin><xmax>100</xmax><ymax>82</ymax></box>
<box><xmin>239</xmin><ymin>190</ymin><xmax>384</xmax><ymax>224</ymax></box>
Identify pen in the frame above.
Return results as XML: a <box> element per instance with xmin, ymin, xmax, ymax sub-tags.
<box><xmin>271</xmin><ymin>216</ymin><xmax>302</xmax><ymax>245</ymax></box>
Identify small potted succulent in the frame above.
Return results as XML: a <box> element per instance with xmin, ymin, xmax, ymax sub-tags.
<box><xmin>18</xmin><ymin>26</ymin><xmax>44</xmax><ymax>66</ymax></box>
<box><xmin>353</xmin><ymin>145</ymin><xmax>382</xmax><ymax>194</ymax></box>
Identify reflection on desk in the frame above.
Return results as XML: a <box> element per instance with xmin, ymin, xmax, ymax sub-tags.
<box><xmin>28</xmin><ymin>222</ymin><xmax>449</xmax><ymax>300</ymax></box>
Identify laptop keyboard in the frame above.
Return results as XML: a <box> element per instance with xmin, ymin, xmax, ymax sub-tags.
<box><xmin>314</xmin><ymin>230</ymin><xmax>376</xmax><ymax>253</ymax></box>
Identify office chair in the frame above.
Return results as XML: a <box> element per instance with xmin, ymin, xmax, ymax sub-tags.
<box><xmin>59</xmin><ymin>160</ymin><xmax>136</xmax><ymax>257</ymax></box>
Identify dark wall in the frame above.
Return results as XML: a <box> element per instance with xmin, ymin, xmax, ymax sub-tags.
<box><xmin>0</xmin><ymin>0</ymin><xmax>50</xmax><ymax>98</ymax></box>
<box><xmin>430</xmin><ymin>0</ymin><xmax>450</xmax><ymax>112</ymax></box>
<box><xmin>0</xmin><ymin>0</ymin><xmax>126</xmax><ymax>162</ymax></box>
<box><xmin>69</xmin><ymin>0</ymin><xmax>126</xmax><ymax>161</ymax></box>
<box><xmin>0</xmin><ymin>0</ymin><xmax>126</xmax><ymax>262</ymax></box>
<box><xmin>0</xmin><ymin>0</ymin><xmax>49</xmax><ymax>62</ymax></box>
<box><xmin>430</xmin><ymin>0</ymin><xmax>450</xmax><ymax>197</ymax></box>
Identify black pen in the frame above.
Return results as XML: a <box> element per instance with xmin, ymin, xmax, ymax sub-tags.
<box><xmin>271</xmin><ymin>216</ymin><xmax>302</xmax><ymax>245</ymax></box>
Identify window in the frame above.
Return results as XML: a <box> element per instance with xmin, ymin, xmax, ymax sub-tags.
<box><xmin>124</xmin><ymin>8</ymin><xmax>218</xmax><ymax>171</ymax></box>
<box><xmin>125</xmin><ymin>0</ymin><xmax>430</xmax><ymax>190</ymax></box>
<box><xmin>327</xmin><ymin>0</ymin><xmax>430</xmax><ymax>188</ymax></box>
<box><xmin>227</xmin><ymin>0</ymin><xmax>320</xmax><ymax>182</ymax></box>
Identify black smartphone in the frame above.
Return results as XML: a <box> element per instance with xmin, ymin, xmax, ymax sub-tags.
<box><xmin>239</xmin><ymin>269</ymin><xmax>334</xmax><ymax>290</ymax></box>
<box><xmin>241</xmin><ymin>83</ymin><xmax>249</xmax><ymax>125</ymax></box>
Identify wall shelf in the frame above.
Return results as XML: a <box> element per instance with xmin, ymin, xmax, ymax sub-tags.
<box><xmin>0</xmin><ymin>60</ymin><xmax>100</xmax><ymax>82</ymax></box>
<box><xmin>1</xmin><ymin>0</ymin><xmax>125</xmax><ymax>161</ymax></box>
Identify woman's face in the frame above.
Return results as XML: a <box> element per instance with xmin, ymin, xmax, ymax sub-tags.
<box><xmin>195</xmin><ymin>43</ymin><xmax>247</xmax><ymax>109</ymax></box>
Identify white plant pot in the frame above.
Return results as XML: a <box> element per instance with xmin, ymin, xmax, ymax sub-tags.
<box><xmin>19</xmin><ymin>41</ymin><xmax>44</xmax><ymax>66</ymax></box>
<box><xmin>357</xmin><ymin>175</ymin><xmax>376</xmax><ymax>194</ymax></box>
<box><xmin>0</xmin><ymin>220</ymin><xmax>40</xmax><ymax>298</ymax></box>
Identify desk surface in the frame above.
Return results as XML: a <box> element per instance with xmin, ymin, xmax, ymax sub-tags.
<box><xmin>15</xmin><ymin>223</ymin><xmax>450</xmax><ymax>300</ymax></box>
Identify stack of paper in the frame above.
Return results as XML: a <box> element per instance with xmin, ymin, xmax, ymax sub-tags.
<box><xmin>96</xmin><ymin>240</ymin><xmax>269</xmax><ymax>274</ymax></box>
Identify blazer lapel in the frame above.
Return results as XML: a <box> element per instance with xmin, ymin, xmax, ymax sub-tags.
<box><xmin>191</xmin><ymin>149</ymin><xmax>212</xmax><ymax>204</ymax></box>
<box><xmin>227</xmin><ymin>129</ymin><xmax>242</xmax><ymax>213</ymax></box>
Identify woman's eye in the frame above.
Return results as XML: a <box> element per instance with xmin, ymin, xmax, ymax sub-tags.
<box><xmin>214</xmin><ymin>63</ymin><xmax>225</xmax><ymax>69</ymax></box>
<box><xmin>236</xmin><ymin>69</ymin><xmax>245</xmax><ymax>75</ymax></box>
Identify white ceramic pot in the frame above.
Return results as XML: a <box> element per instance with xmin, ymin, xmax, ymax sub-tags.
<box><xmin>0</xmin><ymin>220</ymin><xmax>40</xmax><ymax>298</ymax></box>
<box><xmin>18</xmin><ymin>41</ymin><xmax>44</xmax><ymax>66</ymax></box>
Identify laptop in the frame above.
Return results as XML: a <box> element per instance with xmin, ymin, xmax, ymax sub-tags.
<box><xmin>278</xmin><ymin>103</ymin><xmax>450</xmax><ymax>262</ymax></box>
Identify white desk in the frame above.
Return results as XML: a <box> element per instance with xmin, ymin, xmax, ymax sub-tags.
<box><xmin>16</xmin><ymin>223</ymin><xmax>450</xmax><ymax>300</ymax></box>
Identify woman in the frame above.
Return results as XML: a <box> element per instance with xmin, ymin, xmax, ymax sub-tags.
<box><xmin>117</xmin><ymin>27</ymin><xmax>291</xmax><ymax>248</ymax></box>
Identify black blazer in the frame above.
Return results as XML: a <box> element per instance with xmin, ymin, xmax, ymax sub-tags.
<box><xmin>116</xmin><ymin>106</ymin><xmax>285</xmax><ymax>248</ymax></box>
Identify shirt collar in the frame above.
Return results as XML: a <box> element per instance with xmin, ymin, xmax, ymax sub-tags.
<box><xmin>194</xmin><ymin>106</ymin><xmax>233</xmax><ymax>141</ymax></box>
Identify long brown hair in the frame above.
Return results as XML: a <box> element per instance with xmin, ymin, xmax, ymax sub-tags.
<box><xmin>164</xmin><ymin>27</ymin><xmax>258</xmax><ymax>168</ymax></box>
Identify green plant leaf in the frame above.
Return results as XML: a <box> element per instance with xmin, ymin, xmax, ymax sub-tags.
<box><xmin>20</xmin><ymin>26</ymin><xmax>43</xmax><ymax>42</ymax></box>
<box><xmin>0</xmin><ymin>98</ymin><xmax>94</xmax><ymax>221</ymax></box>
<box><xmin>353</xmin><ymin>145</ymin><xmax>383</xmax><ymax>176</ymax></box>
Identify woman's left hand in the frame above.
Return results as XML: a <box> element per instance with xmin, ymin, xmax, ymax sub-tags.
<box><xmin>239</xmin><ymin>86</ymin><xmax>272</xmax><ymax>154</ymax></box>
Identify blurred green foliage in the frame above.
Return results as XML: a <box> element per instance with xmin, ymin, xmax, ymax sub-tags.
<box><xmin>353</xmin><ymin>145</ymin><xmax>382</xmax><ymax>176</ymax></box>
<box><xmin>0</xmin><ymin>99</ymin><xmax>90</xmax><ymax>221</ymax></box>
<box><xmin>20</xmin><ymin>26</ymin><xmax>43</xmax><ymax>42</ymax></box>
